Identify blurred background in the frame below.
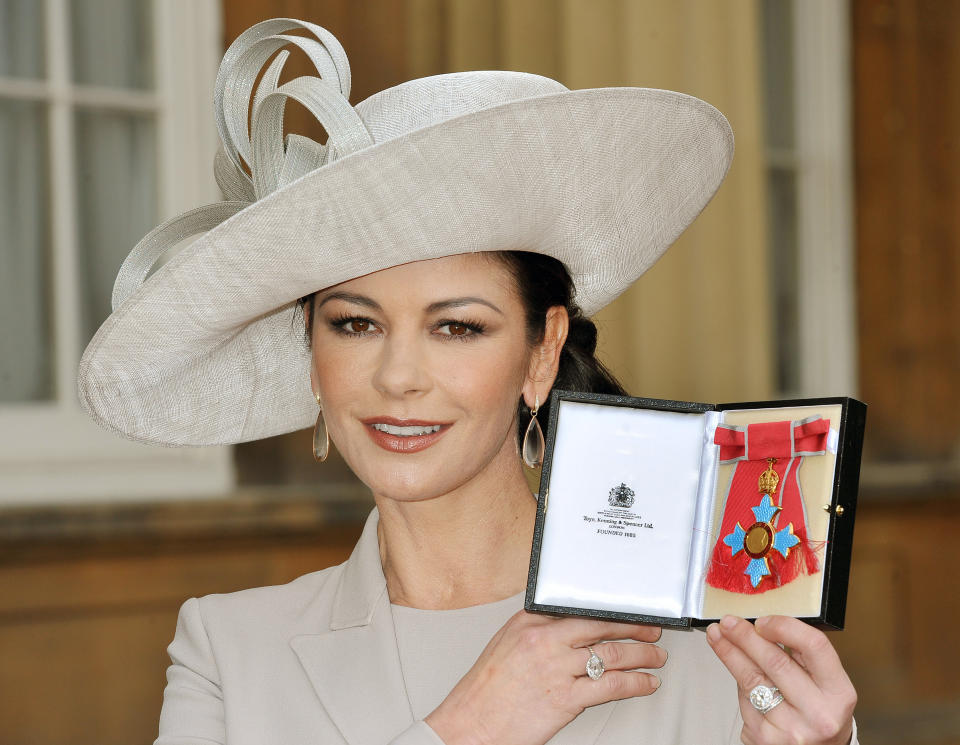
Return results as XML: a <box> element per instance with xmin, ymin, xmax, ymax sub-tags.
<box><xmin>1</xmin><ymin>0</ymin><xmax>958</xmax><ymax>743</ymax></box>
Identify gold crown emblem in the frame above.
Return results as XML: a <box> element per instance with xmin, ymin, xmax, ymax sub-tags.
<box><xmin>758</xmin><ymin>458</ymin><xmax>780</xmax><ymax>495</ymax></box>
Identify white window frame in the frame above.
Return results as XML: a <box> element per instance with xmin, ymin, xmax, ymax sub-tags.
<box><xmin>791</xmin><ymin>1</ymin><xmax>960</xmax><ymax>491</ymax></box>
<box><xmin>0</xmin><ymin>0</ymin><xmax>233</xmax><ymax>504</ymax></box>
<box><xmin>790</xmin><ymin>0</ymin><xmax>858</xmax><ymax>397</ymax></box>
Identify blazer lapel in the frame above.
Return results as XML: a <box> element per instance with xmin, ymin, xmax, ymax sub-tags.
<box><xmin>289</xmin><ymin>507</ymin><xmax>617</xmax><ymax>745</ymax></box>
<box><xmin>290</xmin><ymin>508</ymin><xmax>414</xmax><ymax>744</ymax></box>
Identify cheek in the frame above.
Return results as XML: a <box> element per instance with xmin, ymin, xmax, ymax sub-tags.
<box><xmin>311</xmin><ymin>332</ymin><xmax>530</xmax><ymax>430</ymax></box>
<box><xmin>439</xmin><ymin>340</ymin><xmax>530</xmax><ymax>428</ymax></box>
<box><xmin>311</xmin><ymin>344</ymin><xmax>368</xmax><ymax>409</ymax></box>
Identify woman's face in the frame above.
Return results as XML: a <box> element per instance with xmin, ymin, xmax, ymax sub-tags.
<box><xmin>309</xmin><ymin>253</ymin><xmax>561</xmax><ymax>502</ymax></box>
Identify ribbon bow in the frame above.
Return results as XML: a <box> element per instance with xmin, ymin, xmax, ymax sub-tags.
<box><xmin>714</xmin><ymin>416</ymin><xmax>831</xmax><ymax>463</ymax></box>
<box><xmin>111</xmin><ymin>19</ymin><xmax>374</xmax><ymax>311</ymax></box>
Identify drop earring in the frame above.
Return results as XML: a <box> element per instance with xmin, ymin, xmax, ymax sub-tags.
<box><xmin>522</xmin><ymin>394</ymin><xmax>545</xmax><ymax>469</ymax></box>
<box><xmin>313</xmin><ymin>392</ymin><xmax>329</xmax><ymax>462</ymax></box>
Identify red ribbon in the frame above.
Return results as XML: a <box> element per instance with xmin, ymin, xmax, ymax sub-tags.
<box><xmin>705</xmin><ymin>417</ymin><xmax>830</xmax><ymax>595</ymax></box>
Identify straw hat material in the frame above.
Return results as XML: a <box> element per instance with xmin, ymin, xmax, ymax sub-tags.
<box><xmin>77</xmin><ymin>18</ymin><xmax>734</xmax><ymax>447</ymax></box>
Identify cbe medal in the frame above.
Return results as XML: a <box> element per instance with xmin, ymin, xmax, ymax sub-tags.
<box><xmin>706</xmin><ymin>417</ymin><xmax>830</xmax><ymax>594</ymax></box>
<box><xmin>720</xmin><ymin>458</ymin><xmax>800</xmax><ymax>588</ymax></box>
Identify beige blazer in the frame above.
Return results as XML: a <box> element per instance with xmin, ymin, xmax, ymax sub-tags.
<box><xmin>155</xmin><ymin>507</ymin><xmax>858</xmax><ymax>745</ymax></box>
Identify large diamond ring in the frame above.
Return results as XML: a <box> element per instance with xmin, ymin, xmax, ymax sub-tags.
<box><xmin>586</xmin><ymin>646</ymin><xmax>605</xmax><ymax>680</ymax></box>
<box><xmin>749</xmin><ymin>684</ymin><xmax>784</xmax><ymax>714</ymax></box>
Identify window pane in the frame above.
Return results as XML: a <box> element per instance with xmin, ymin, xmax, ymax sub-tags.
<box><xmin>69</xmin><ymin>0</ymin><xmax>153</xmax><ymax>89</ymax></box>
<box><xmin>0</xmin><ymin>0</ymin><xmax>44</xmax><ymax>78</ymax></box>
<box><xmin>74</xmin><ymin>109</ymin><xmax>157</xmax><ymax>343</ymax></box>
<box><xmin>761</xmin><ymin>0</ymin><xmax>799</xmax><ymax>397</ymax></box>
<box><xmin>767</xmin><ymin>167</ymin><xmax>799</xmax><ymax>395</ymax></box>
<box><xmin>761</xmin><ymin>0</ymin><xmax>795</xmax><ymax>151</ymax></box>
<box><xmin>0</xmin><ymin>99</ymin><xmax>53</xmax><ymax>402</ymax></box>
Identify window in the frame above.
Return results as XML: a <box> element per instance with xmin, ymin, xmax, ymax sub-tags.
<box><xmin>0</xmin><ymin>0</ymin><xmax>231</xmax><ymax>504</ymax></box>
<box><xmin>761</xmin><ymin>0</ymin><xmax>857</xmax><ymax>398</ymax></box>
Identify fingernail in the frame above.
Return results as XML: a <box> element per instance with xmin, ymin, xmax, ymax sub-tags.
<box><xmin>720</xmin><ymin>614</ymin><xmax>738</xmax><ymax>629</ymax></box>
<box><xmin>651</xmin><ymin>675</ymin><xmax>661</xmax><ymax>689</ymax></box>
<box><xmin>706</xmin><ymin>623</ymin><xmax>721</xmax><ymax>642</ymax></box>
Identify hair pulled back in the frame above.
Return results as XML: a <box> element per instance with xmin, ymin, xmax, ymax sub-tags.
<box><xmin>295</xmin><ymin>250</ymin><xmax>627</xmax><ymax>444</ymax></box>
<box><xmin>494</xmin><ymin>251</ymin><xmax>627</xmax><ymax>442</ymax></box>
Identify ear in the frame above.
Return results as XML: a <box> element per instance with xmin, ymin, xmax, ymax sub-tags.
<box><xmin>522</xmin><ymin>306</ymin><xmax>569</xmax><ymax>409</ymax></box>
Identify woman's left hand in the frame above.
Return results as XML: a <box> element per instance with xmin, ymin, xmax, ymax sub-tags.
<box><xmin>706</xmin><ymin>614</ymin><xmax>857</xmax><ymax>745</ymax></box>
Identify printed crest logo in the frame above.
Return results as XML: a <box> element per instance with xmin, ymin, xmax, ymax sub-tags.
<box><xmin>608</xmin><ymin>482</ymin><xmax>635</xmax><ymax>508</ymax></box>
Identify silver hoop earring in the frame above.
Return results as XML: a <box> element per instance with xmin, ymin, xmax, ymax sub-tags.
<box><xmin>522</xmin><ymin>394</ymin><xmax>545</xmax><ymax>469</ymax></box>
<box><xmin>313</xmin><ymin>392</ymin><xmax>329</xmax><ymax>462</ymax></box>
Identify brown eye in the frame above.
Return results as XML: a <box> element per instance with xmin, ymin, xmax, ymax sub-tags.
<box><xmin>446</xmin><ymin>323</ymin><xmax>468</xmax><ymax>336</ymax></box>
<box><xmin>350</xmin><ymin>319</ymin><xmax>371</xmax><ymax>333</ymax></box>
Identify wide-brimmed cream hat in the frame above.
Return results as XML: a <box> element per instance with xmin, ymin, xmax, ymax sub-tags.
<box><xmin>77</xmin><ymin>18</ymin><xmax>734</xmax><ymax>447</ymax></box>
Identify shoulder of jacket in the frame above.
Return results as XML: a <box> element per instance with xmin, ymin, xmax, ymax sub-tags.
<box><xmin>190</xmin><ymin>560</ymin><xmax>347</xmax><ymax>635</ymax></box>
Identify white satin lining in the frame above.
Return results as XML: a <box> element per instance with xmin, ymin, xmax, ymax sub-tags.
<box><xmin>684</xmin><ymin>411</ymin><xmax>722</xmax><ymax>618</ymax></box>
<box><xmin>534</xmin><ymin>401</ymin><xmax>704</xmax><ymax>619</ymax></box>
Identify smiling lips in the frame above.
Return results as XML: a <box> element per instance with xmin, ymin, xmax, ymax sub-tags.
<box><xmin>362</xmin><ymin>417</ymin><xmax>451</xmax><ymax>453</ymax></box>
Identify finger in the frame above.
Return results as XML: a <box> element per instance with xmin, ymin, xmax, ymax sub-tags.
<box><xmin>573</xmin><ymin>669</ymin><xmax>661</xmax><ymax>708</ymax></box>
<box><xmin>753</xmin><ymin>615</ymin><xmax>853</xmax><ymax>695</ymax></box>
<box><xmin>710</xmin><ymin>620</ymin><xmax>857</xmax><ymax>745</ymax></box>
<box><xmin>734</xmin><ymin>679</ymin><xmax>798</xmax><ymax>742</ymax></box>
<box><xmin>555</xmin><ymin>616</ymin><xmax>662</xmax><ymax>645</ymax></box>
<box><xmin>739</xmin><ymin>680</ymin><xmax>853</xmax><ymax>745</ymax></box>
<box><xmin>707</xmin><ymin>620</ymin><xmax>814</xmax><ymax>740</ymax></box>
<box><xmin>736</xmin><ymin>687</ymin><xmax>797</xmax><ymax>745</ymax></box>
<box><xmin>706</xmin><ymin>623</ymin><xmax>790</xmax><ymax>732</ymax></box>
<box><xmin>570</xmin><ymin>641</ymin><xmax>667</xmax><ymax>676</ymax></box>
<box><xmin>714</xmin><ymin>615</ymin><xmax>822</xmax><ymax>706</ymax></box>
<box><xmin>755</xmin><ymin>618</ymin><xmax>858</xmax><ymax>743</ymax></box>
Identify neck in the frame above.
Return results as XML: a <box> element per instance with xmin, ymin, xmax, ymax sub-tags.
<box><xmin>375</xmin><ymin>452</ymin><xmax>538</xmax><ymax>610</ymax></box>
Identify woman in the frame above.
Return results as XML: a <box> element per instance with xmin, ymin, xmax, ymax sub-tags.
<box><xmin>78</xmin><ymin>18</ymin><xmax>858</xmax><ymax>745</ymax></box>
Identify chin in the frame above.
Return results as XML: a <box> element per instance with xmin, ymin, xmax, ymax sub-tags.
<box><xmin>359</xmin><ymin>464</ymin><xmax>469</xmax><ymax>504</ymax></box>
<box><xmin>338</xmin><ymin>437</ymin><xmax>492</xmax><ymax>504</ymax></box>
<box><xmin>332</xmin><ymin>416</ymin><xmax>518</xmax><ymax>503</ymax></box>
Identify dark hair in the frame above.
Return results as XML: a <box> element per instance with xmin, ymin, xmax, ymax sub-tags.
<box><xmin>493</xmin><ymin>251</ymin><xmax>627</xmax><ymax>441</ymax></box>
<box><xmin>295</xmin><ymin>250</ymin><xmax>627</xmax><ymax>442</ymax></box>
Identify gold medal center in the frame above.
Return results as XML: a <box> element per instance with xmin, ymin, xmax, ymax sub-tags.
<box><xmin>744</xmin><ymin>522</ymin><xmax>773</xmax><ymax>558</ymax></box>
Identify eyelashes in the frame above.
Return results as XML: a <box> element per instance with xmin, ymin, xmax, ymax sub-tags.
<box><xmin>435</xmin><ymin>319</ymin><xmax>487</xmax><ymax>339</ymax></box>
<box><xmin>327</xmin><ymin>314</ymin><xmax>488</xmax><ymax>341</ymax></box>
<box><xmin>330</xmin><ymin>315</ymin><xmax>377</xmax><ymax>336</ymax></box>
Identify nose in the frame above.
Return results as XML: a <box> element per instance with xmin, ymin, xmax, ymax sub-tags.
<box><xmin>371</xmin><ymin>330</ymin><xmax>432</xmax><ymax>399</ymax></box>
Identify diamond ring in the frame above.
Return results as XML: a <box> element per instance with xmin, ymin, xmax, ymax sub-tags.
<box><xmin>585</xmin><ymin>646</ymin><xmax>605</xmax><ymax>680</ymax></box>
<box><xmin>749</xmin><ymin>684</ymin><xmax>784</xmax><ymax>714</ymax></box>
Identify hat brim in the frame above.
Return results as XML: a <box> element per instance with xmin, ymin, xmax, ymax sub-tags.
<box><xmin>78</xmin><ymin>87</ymin><xmax>733</xmax><ymax>446</ymax></box>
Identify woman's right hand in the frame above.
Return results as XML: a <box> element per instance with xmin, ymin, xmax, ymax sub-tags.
<box><xmin>424</xmin><ymin>609</ymin><xmax>666</xmax><ymax>745</ymax></box>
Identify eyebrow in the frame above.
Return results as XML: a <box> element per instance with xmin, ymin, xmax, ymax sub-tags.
<box><xmin>315</xmin><ymin>292</ymin><xmax>383</xmax><ymax>312</ymax></box>
<box><xmin>425</xmin><ymin>297</ymin><xmax>504</xmax><ymax>315</ymax></box>
<box><xmin>315</xmin><ymin>292</ymin><xmax>503</xmax><ymax>316</ymax></box>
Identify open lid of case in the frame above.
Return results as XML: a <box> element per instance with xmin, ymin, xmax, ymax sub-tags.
<box><xmin>524</xmin><ymin>391</ymin><xmax>866</xmax><ymax>629</ymax></box>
